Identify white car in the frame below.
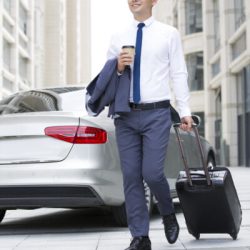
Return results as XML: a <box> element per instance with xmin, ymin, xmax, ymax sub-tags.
<box><xmin>0</xmin><ymin>87</ymin><xmax>216</xmax><ymax>226</ymax></box>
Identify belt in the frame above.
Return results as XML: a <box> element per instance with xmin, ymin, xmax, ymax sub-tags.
<box><xmin>129</xmin><ymin>100</ymin><xmax>170</xmax><ymax>111</ymax></box>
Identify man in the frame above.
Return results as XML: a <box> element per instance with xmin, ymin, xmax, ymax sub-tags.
<box><xmin>107</xmin><ymin>0</ymin><xmax>193</xmax><ymax>249</ymax></box>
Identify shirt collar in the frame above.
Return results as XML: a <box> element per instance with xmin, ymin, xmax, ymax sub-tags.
<box><xmin>133</xmin><ymin>16</ymin><xmax>155</xmax><ymax>28</ymax></box>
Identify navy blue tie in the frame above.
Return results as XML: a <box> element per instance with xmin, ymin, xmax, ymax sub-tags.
<box><xmin>133</xmin><ymin>23</ymin><xmax>145</xmax><ymax>103</ymax></box>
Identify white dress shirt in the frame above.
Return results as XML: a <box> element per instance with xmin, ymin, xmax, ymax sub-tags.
<box><xmin>107</xmin><ymin>16</ymin><xmax>191</xmax><ymax>118</ymax></box>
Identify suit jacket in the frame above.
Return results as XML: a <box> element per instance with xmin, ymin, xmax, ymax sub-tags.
<box><xmin>86</xmin><ymin>58</ymin><xmax>131</xmax><ymax>117</ymax></box>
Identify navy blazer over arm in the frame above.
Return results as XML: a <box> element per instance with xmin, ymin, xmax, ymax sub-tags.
<box><xmin>86</xmin><ymin>58</ymin><xmax>131</xmax><ymax>117</ymax></box>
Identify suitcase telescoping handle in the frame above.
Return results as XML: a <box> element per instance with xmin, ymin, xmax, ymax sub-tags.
<box><xmin>173</xmin><ymin>115</ymin><xmax>212</xmax><ymax>186</ymax></box>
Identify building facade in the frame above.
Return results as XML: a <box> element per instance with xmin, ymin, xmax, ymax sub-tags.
<box><xmin>155</xmin><ymin>0</ymin><xmax>250</xmax><ymax>167</ymax></box>
<box><xmin>0</xmin><ymin>0</ymin><xmax>91</xmax><ymax>99</ymax></box>
<box><xmin>0</xmin><ymin>0</ymin><xmax>35</xmax><ymax>99</ymax></box>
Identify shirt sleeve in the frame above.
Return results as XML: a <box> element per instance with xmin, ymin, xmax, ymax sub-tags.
<box><xmin>107</xmin><ymin>34</ymin><xmax>120</xmax><ymax>60</ymax></box>
<box><xmin>169</xmin><ymin>29</ymin><xmax>191</xmax><ymax>118</ymax></box>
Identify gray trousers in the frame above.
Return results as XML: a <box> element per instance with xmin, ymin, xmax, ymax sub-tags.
<box><xmin>114</xmin><ymin>107</ymin><xmax>174</xmax><ymax>237</ymax></box>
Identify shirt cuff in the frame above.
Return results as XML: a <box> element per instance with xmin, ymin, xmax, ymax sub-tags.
<box><xmin>179</xmin><ymin>106</ymin><xmax>191</xmax><ymax>119</ymax></box>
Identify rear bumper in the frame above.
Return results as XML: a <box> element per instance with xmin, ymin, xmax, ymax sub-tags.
<box><xmin>0</xmin><ymin>185</ymin><xmax>105</xmax><ymax>209</ymax></box>
<box><xmin>0</xmin><ymin>154</ymin><xmax>125</xmax><ymax>207</ymax></box>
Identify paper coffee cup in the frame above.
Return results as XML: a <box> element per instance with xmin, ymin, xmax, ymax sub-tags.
<box><xmin>122</xmin><ymin>45</ymin><xmax>135</xmax><ymax>65</ymax></box>
<box><xmin>122</xmin><ymin>45</ymin><xmax>135</xmax><ymax>57</ymax></box>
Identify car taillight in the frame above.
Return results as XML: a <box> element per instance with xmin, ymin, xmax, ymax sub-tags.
<box><xmin>44</xmin><ymin>126</ymin><xmax>107</xmax><ymax>144</ymax></box>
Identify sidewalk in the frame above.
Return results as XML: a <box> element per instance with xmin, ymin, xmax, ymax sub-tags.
<box><xmin>0</xmin><ymin>167</ymin><xmax>249</xmax><ymax>250</ymax></box>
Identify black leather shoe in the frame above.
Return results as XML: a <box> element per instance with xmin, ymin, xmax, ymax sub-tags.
<box><xmin>124</xmin><ymin>236</ymin><xmax>151</xmax><ymax>250</ymax></box>
<box><xmin>163</xmin><ymin>213</ymin><xmax>179</xmax><ymax>244</ymax></box>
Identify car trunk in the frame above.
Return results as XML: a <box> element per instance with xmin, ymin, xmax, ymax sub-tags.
<box><xmin>0</xmin><ymin>113</ymin><xmax>79</xmax><ymax>164</ymax></box>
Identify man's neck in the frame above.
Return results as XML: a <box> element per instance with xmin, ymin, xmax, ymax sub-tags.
<box><xmin>134</xmin><ymin>13</ymin><xmax>152</xmax><ymax>22</ymax></box>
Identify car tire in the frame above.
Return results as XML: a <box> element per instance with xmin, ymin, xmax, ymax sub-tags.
<box><xmin>0</xmin><ymin>210</ymin><xmax>6</xmax><ymax>223</ymax></box>
<box><xmin>112</xmin><ymin>203</ymin><xmax>127</xmax><ymax>227</ymax></box>
<box><xmin>112</xmin><ymin>181</ymin><xmax>153</xmax><ymax>227</ymax></box>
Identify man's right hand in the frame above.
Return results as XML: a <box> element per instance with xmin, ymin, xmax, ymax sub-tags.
<box><xmin>117</xmin><ymin>51</ymin><xmax>133</xmax><ymax>73</ymax></box>
<box><xmin>180</xmin><ymin>116</ymin><xmax>193</xmax><ymax>132</ymax></box>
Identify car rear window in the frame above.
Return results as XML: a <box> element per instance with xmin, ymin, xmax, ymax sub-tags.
<box><xmin>0</xmin><ymin>87</ymin><xmax>85</xmax><ymax>115</ymax></box>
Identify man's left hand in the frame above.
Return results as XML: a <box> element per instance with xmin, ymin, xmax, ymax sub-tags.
<box><xmin>180</xmin><ymin>116</ymin><xmax>193</xmax><ymax>132</ymax></box>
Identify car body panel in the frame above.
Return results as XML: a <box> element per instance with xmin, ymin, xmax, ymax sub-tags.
<box><xmin>0</xmin><ymin>87</ymin><xmax>216</xmax><ymax>211</ymax></box>
<box><xmin>0</xmin><ymin>114</ymin><xmax>80</xmax><ymax>164</ymax></box>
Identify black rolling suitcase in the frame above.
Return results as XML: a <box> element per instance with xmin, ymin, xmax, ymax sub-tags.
<box><xmin>174</xmin><ymin>117</ymin><xmax>242</xmax><ymax>240</ymax></box>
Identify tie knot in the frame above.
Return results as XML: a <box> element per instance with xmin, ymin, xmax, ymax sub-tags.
<box><xmin>137</xmin><ymin>23</ymin><xmax>145</xmax><ymax>29</ymax></box>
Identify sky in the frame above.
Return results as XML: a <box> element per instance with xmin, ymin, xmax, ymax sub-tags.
<box><xmin>91</xmin><ymin>0</ymin><xmax>132</xmax><ymax>78</ymax></box>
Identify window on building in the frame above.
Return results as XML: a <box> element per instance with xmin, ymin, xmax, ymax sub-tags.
<box><xmin>3</xmin><ymin>77</ymin><xmax>14</xmax><ymax>92</ymax></box>
<box><xmin>19</xmin><ymin>56</ymin><xmax>29</xmax><ymax>82</ymax></box>
<box><xmin>234</xmin><ymin>0</ymin><xmax>245</xmax><ymax>30</ymax></box>
<box><xmin>19</xmin><ymin>5</ymin><xmax>28</xmax><ymax>35</ymax></box>
<box><xmin>237</xmin><ymin>65</ymin><xmax>250</xmax><ymax>166</ymax></box>
<box><xmin>232</xmin><ymin>32</ymin><xmax>246</xmax><ymax>60</ymax></box>
<box><xmin>186</xmin><ymin>52</ymin><xmax>204</xmax><ymax>91</ymax></box>
<box><xmin>3</xmin><ymin>18</ymin><xmax>14</xmax><ymax>35</ymax></box>
<box><xmin>19</xmin><ymin>35</ymin><xmax>29</xmax><ymax>50</ymax></box>
<box><xmin>3</xmin><ymin>39</ymin><xmax>12</xmax><ymax>72</ymax></box>
<box><xmin>213</xmin><ymin>0</ymin><xmax>220</xmax><ymax>52</ymax></box>
<box><xmin>4</xmin><ymin>0</ymin><xmax>12</xmax><ymax>14</ymax></box>
<box><xmin>185</xmin><ymin>0</ymin><xmax>203</xmax><ymax>34</ymax></box>
<box><xmin>211</xmin><ymin>58</ymin><xmax>221</xmax><ymax>78</ymax></box>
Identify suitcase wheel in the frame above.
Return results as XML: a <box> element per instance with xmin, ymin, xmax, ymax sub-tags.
<box><xmin>192</xmin><ymin>233</ymin><xmax>200</xmax><ymax>240</ymax></box>
<box><xmin>230</xmin><ymin>233</ymin><xmax>237</xmax><ymax>240</ymax></box>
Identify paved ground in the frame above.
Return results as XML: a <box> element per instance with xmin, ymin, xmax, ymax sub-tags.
<box><xmin>0</xmin><ymin>167</ymin><xmax>249</xmax><ymax>250</ymax></box>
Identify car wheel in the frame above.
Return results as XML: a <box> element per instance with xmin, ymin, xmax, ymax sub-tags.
<box><xmin>0</xmin><ymin>210</ymin><xmax>6</xmax><ymax>223</ymax></box>
<box><xmin>112</xmin><ymin>203</ymin><xmax>127</xmax><ymax>227</ymax></box>
<box><xmin>112</xmin><ymin>181</ymin><xmax>153</xmax><ymax>227</ymax></box>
